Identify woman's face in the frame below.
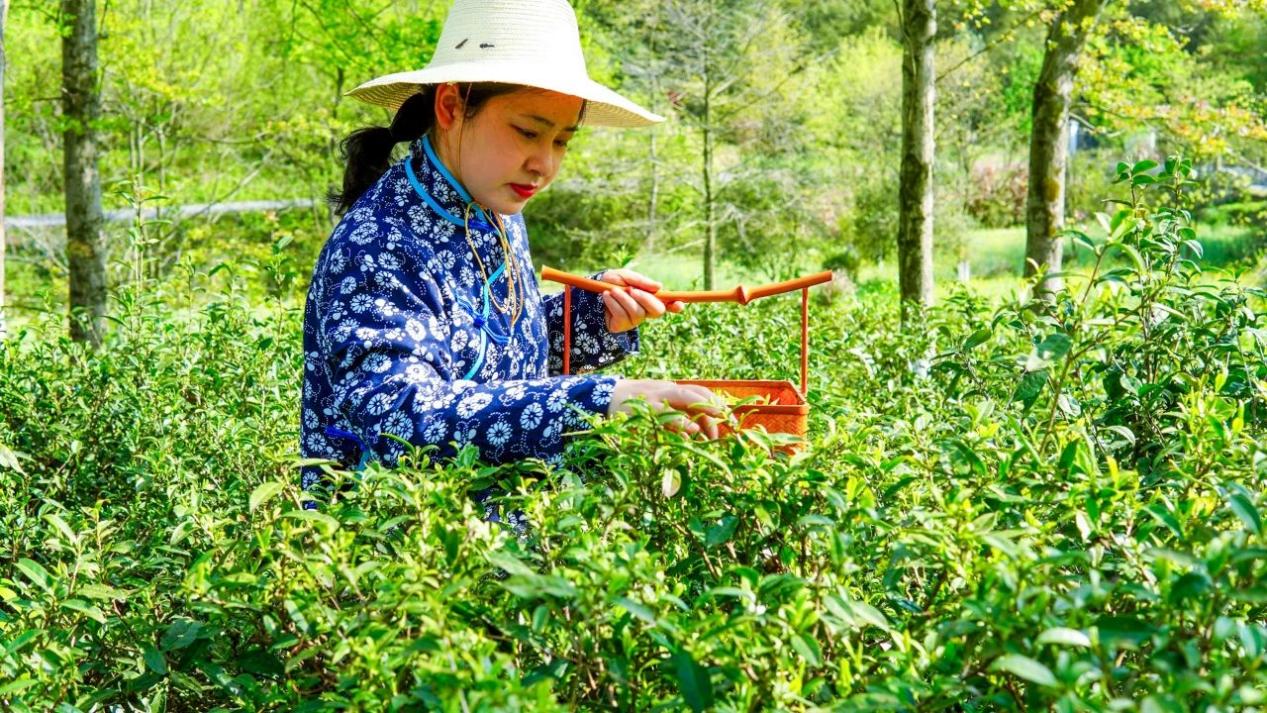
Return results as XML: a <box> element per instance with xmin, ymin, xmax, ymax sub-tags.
<box><xmin>434</xmin><ymin>85</ymin><xmax>583</xmax><ymax>216</ymax></box>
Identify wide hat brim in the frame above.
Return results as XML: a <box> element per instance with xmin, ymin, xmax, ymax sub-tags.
<box><xmin>349</xmin><ymin>0</ymin><xmax>662</xmax><ymax>128</ymax></box>
<box><xmin>347</xmin><ymin>63</ymin><xmax>664</xmax><ymax>129</ymax></box>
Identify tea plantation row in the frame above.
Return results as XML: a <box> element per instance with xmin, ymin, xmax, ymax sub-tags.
<box><xmin>2</xmin><ymin>163</ymin><xmax>1266</xmax><ymax>710</ymax></box>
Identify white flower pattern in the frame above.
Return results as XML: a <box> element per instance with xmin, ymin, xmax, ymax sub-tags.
<box><xmin>488</xmin><ymin>419</ymin><xmax>513</xmax><ymax>447</ymax></box>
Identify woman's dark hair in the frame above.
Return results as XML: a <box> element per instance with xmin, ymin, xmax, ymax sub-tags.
<box><xmin>329</xmin><ymin>82</ymin><xmax>527</xmax><ymax>215</ymax></box>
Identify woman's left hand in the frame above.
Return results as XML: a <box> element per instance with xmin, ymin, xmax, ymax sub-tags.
<box><xmin>598</xmin><ymin>269</ymin><xmax>685</xmax><ymax>333</ymax></box>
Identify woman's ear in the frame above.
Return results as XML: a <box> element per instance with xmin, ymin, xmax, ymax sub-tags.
<box><xmin>434</xmin><ymin>83</ymin><xmax>463</xmax><ymax>131</ymax></box>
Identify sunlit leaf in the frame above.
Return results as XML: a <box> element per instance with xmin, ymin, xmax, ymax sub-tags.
<box><xmin>991</xmin><ymin>654</ymin><xmax>1057</xmax><ymax>687</ymax></box>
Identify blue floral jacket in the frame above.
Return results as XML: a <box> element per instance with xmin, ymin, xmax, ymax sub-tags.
<box><xmin>300</xmin><ymin>136</ymin><xmax>637</xmax><ymax>492</ymax></box>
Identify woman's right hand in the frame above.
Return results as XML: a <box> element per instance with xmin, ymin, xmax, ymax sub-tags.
<box><xmin>608</xmin><ymin>379</ymin><xmax>725</xmax><ymax>439</ymax></box>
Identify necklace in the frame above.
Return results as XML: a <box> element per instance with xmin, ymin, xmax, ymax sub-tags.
<box><xmin>462</xmin><ymin>201</ymin><xmax>523</xmax><ymax>329</ymax></box>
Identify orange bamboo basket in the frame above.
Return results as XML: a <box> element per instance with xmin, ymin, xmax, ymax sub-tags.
<box><xmin>541</xmin><ymin>266</ymin><xmax>833</xmax><ymax>451</ymax></box>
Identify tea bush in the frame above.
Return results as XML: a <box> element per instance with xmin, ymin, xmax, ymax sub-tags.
<box><xmin>2</xmin><ymin>158</ymin><xmax>1266</xmax><ymax>710</ymax></box>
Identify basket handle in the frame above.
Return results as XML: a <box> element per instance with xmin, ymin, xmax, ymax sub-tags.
<box><xmin>542</xmin><ymin>266</ymin><xmax>832</xmax><ymax>395</ymax></box>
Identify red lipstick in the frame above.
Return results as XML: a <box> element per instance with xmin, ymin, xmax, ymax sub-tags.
<box><xmin>510</xmin><ymin>183</ymin><xmax>537</xmax><ymax>199</ymax></box>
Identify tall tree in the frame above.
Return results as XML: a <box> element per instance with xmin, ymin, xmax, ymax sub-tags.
<box><xmin>0</xmin><ymin>0</ymin><xmax>7</xmax><ymax>341</ymax></box>
<box><xmin>615</xmin><ymin>0</ymin><xmax>807</xmax><ymax>289</ymax></box>
<box><xmin>62</xmin><ymin>0</ymin><xmax>106</xmax><ymax>344</ymax></box>
<box><xmin>896</xmin><ymin>0</ymin><xmax>936</xmax><ymax>311</ymax></box>
<box><xmin>664</xmin><ymin>0</ymin><xmax>729</xmax><ymax>290</ymax></box>
<box><xmin>1023</xmin><ymin>0</ymin><xmax>1108</xmax><ymax>294</ymax></box>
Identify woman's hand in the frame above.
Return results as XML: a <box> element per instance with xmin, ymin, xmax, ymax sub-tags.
<box><xmin>598</xmin><ymin>269</ymin><xmax>685</xmax><ymax>334</ymax></box>
<box><xmin>608</xmin><ymin>379</ymin><xmax>725</xmax><ymax>439</ymax></box>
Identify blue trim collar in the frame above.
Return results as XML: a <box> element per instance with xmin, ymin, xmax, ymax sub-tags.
<box><xmin>403</xmin><ymin>136</ymin><xmax>491</xmax><ymax>229</ymax></box>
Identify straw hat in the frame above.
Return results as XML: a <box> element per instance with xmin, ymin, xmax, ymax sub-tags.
<box><xmin>347</xmin><ymin>0</ymin><xmax>663</xmax><ymax>128</ymax></box>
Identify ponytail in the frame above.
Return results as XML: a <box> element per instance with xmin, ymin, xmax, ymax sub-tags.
<box><xmin>329</xmin><ymin>88</ymin><xmax>436</xmax><ymax>215</ymax></box>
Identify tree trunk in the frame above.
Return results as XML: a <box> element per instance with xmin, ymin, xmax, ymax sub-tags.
<box><xmin>701</xmin><ymin>33</ymin><xmax>715</xmax><ymax>290</ymax></box>
<box><xmin>1024</xmin><ymin>0</ymin><xmax>1107</xmax><ymax>295</ymax></box>
<box><xmin>646</xmin><ymin>27</ymin><xmax>661</xmax><ymax>255</ymax></box>
<box><xmin>897</xmin><ymin>0</ymin><xmax>936</xmax><ymax>313</ymax></box>
<box><xmin>0</xmin><ymin>0</ymin><xmax>8</xmax><ymax>340</ymax></box>
<box><xmin>702</xmin><ymin>121</ymin><xmax>715</xmax><ymax>291</ymax></box>
<box><xmin>62</xmin><ymin>0</ymin><xmax>107</xmax><ymax>345</ymax></box>
<box><xmin>335</xmin><ymin>66</ymin><xmax>344</xmax><ymax>111</ymax></box>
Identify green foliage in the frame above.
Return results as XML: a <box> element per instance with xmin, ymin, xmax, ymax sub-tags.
<box><xmin>1201</xmin><ymin>199</ymin><xmax>1267</xmax><ymax>231</ymax></box>
<box><xmin>4</xmin><ymin>0</ymin><xmax>443</xmax><ymax>217</ymax></box>
<box><xmin>993</xmin><ymin>39</ymin><xmax>1045</xmax><ymax>139</ymax></box>
<box><xmin>822</xmin><ymin>247</ymin><xmax>861</xmax><ymax>276</ymax></box>
<box><xmin>806</xmin><ymin>29</ymin><xmax>903</xmax><ymax>265</ymax></box>
<box><xmin>840</xmin><ymin>172</ymin><xmax>900</xmax><ymax>263</ymax></box>
<box><xmin>4</xmin><ymin>159</ymin><xmax>1267</xmax><ymax>709</ymax></box>
<box><xmin>8</xmin><ymin>0</ymin><xmax>1265</xmax><ymax>288</ymax></box>
<box><xmin>1080</xmin><ymin>7</ymin><xmax>1267</xmax><ymax>165</ymax></box>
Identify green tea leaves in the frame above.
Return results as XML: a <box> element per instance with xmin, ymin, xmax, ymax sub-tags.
<box><xmin>662</xmin><ymin>468</ymin><xmax>682</xmax><ymax>498</ymax></box>
<box><xmin>1036</xmin><ymin>627</ymin><xmax>1091</xmax><ymax>648</ymax></box>
<box><xmin>991</xmin><ymin>654</ymin><xmax>1057</xmax><ymax>687</ymax></box>
<box><xmin>15</xmin><ymin>559</ymin><xmax>53</xmax><ymax>595</ymax></box>
<box><xmin>1227</xmin><ymin>485</ymin><xmax>1262</xmax><ymax>535</ymax></box>
<box><xmin>704</xmin><ymin>515</ymin><xmax>739</xmax><ymax>548</ymax></box>
<box><xmin>790</xmin><ymin>633</ymin><xmax>823</xmax><ymax>667</ymax></box>
<box><xmin>3</xmin><ymin>152</ymin><xmax>1267</xmax><ymax>709</ymax></box>
<box><xmin>249</xmin><ymin>481</ymin><xmax>285</xmax><ymax>512</ymax></box>
<box><xmin>671</xmin><ymin>649</ymin><xmax>714</xmax><ymax>712</ymax></box>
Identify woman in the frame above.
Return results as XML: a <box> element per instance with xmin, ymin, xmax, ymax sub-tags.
<box><xmin>300</xmin><ymin>0</ymin><xmax>721</xmax><ymax>494</ymax></box>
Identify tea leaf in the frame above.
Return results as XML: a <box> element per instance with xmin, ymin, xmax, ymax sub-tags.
<box><xmin>144</xmin><ymin>645</ymin><xmax>169</xmax><ymax>676</ymax></box>
<box><xmin>991</xmin><ymin>654</ymin><xmax>1057</xmax><ymax>687</ymax></box>
<box><xmin>249</xmin><ymin>481</ymin><xmax>285</xmax><ymax>512</ymax></box>
<box><xmin>1036</xmin><ymin>627</ymin><xmax>1091</xmax><ymax>648</ymax></box>
<box><xmin>662</xmin><ymin>468</ymin><xmax>682</xmax><ymax>498</ymax></box>
<box><xmin>15</xmin><ymin>559</ymin><xmax>53</xmax><ymax>594</ymax></box>
<box><xmin>671</xmin><ymin>649</ymin><xmax>714</xmax><ymax>712</ymax></box>
<box><xmin>1228</xmin><ymin>489</ymin><xmax>1262</xmax><ymax>535</ymax></box>
<box><xmin>791</xmin><ymin>633</ymin><xmax>822</xmax><ymax>667</ymax></box>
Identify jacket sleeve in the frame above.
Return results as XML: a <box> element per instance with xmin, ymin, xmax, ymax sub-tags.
<box><xmin>544</xmin><ymin>272</ymin><xmax>641</xmax><ymax>376</ymax></box>
<box><xmin>314</xmin><ymin>227</ymin><xmax>616</xmax><ymax>468</ymax></box>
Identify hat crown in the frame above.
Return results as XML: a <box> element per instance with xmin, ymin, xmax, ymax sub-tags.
<box><xmin>430</xmin><ymin>0</ymin><xmax>588</xmax><ymax>80</ymax></box>
<box><xmin>347</xmin><ymin>0</ymin><xmax>663</xmax><ymax>128</ymax></box>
